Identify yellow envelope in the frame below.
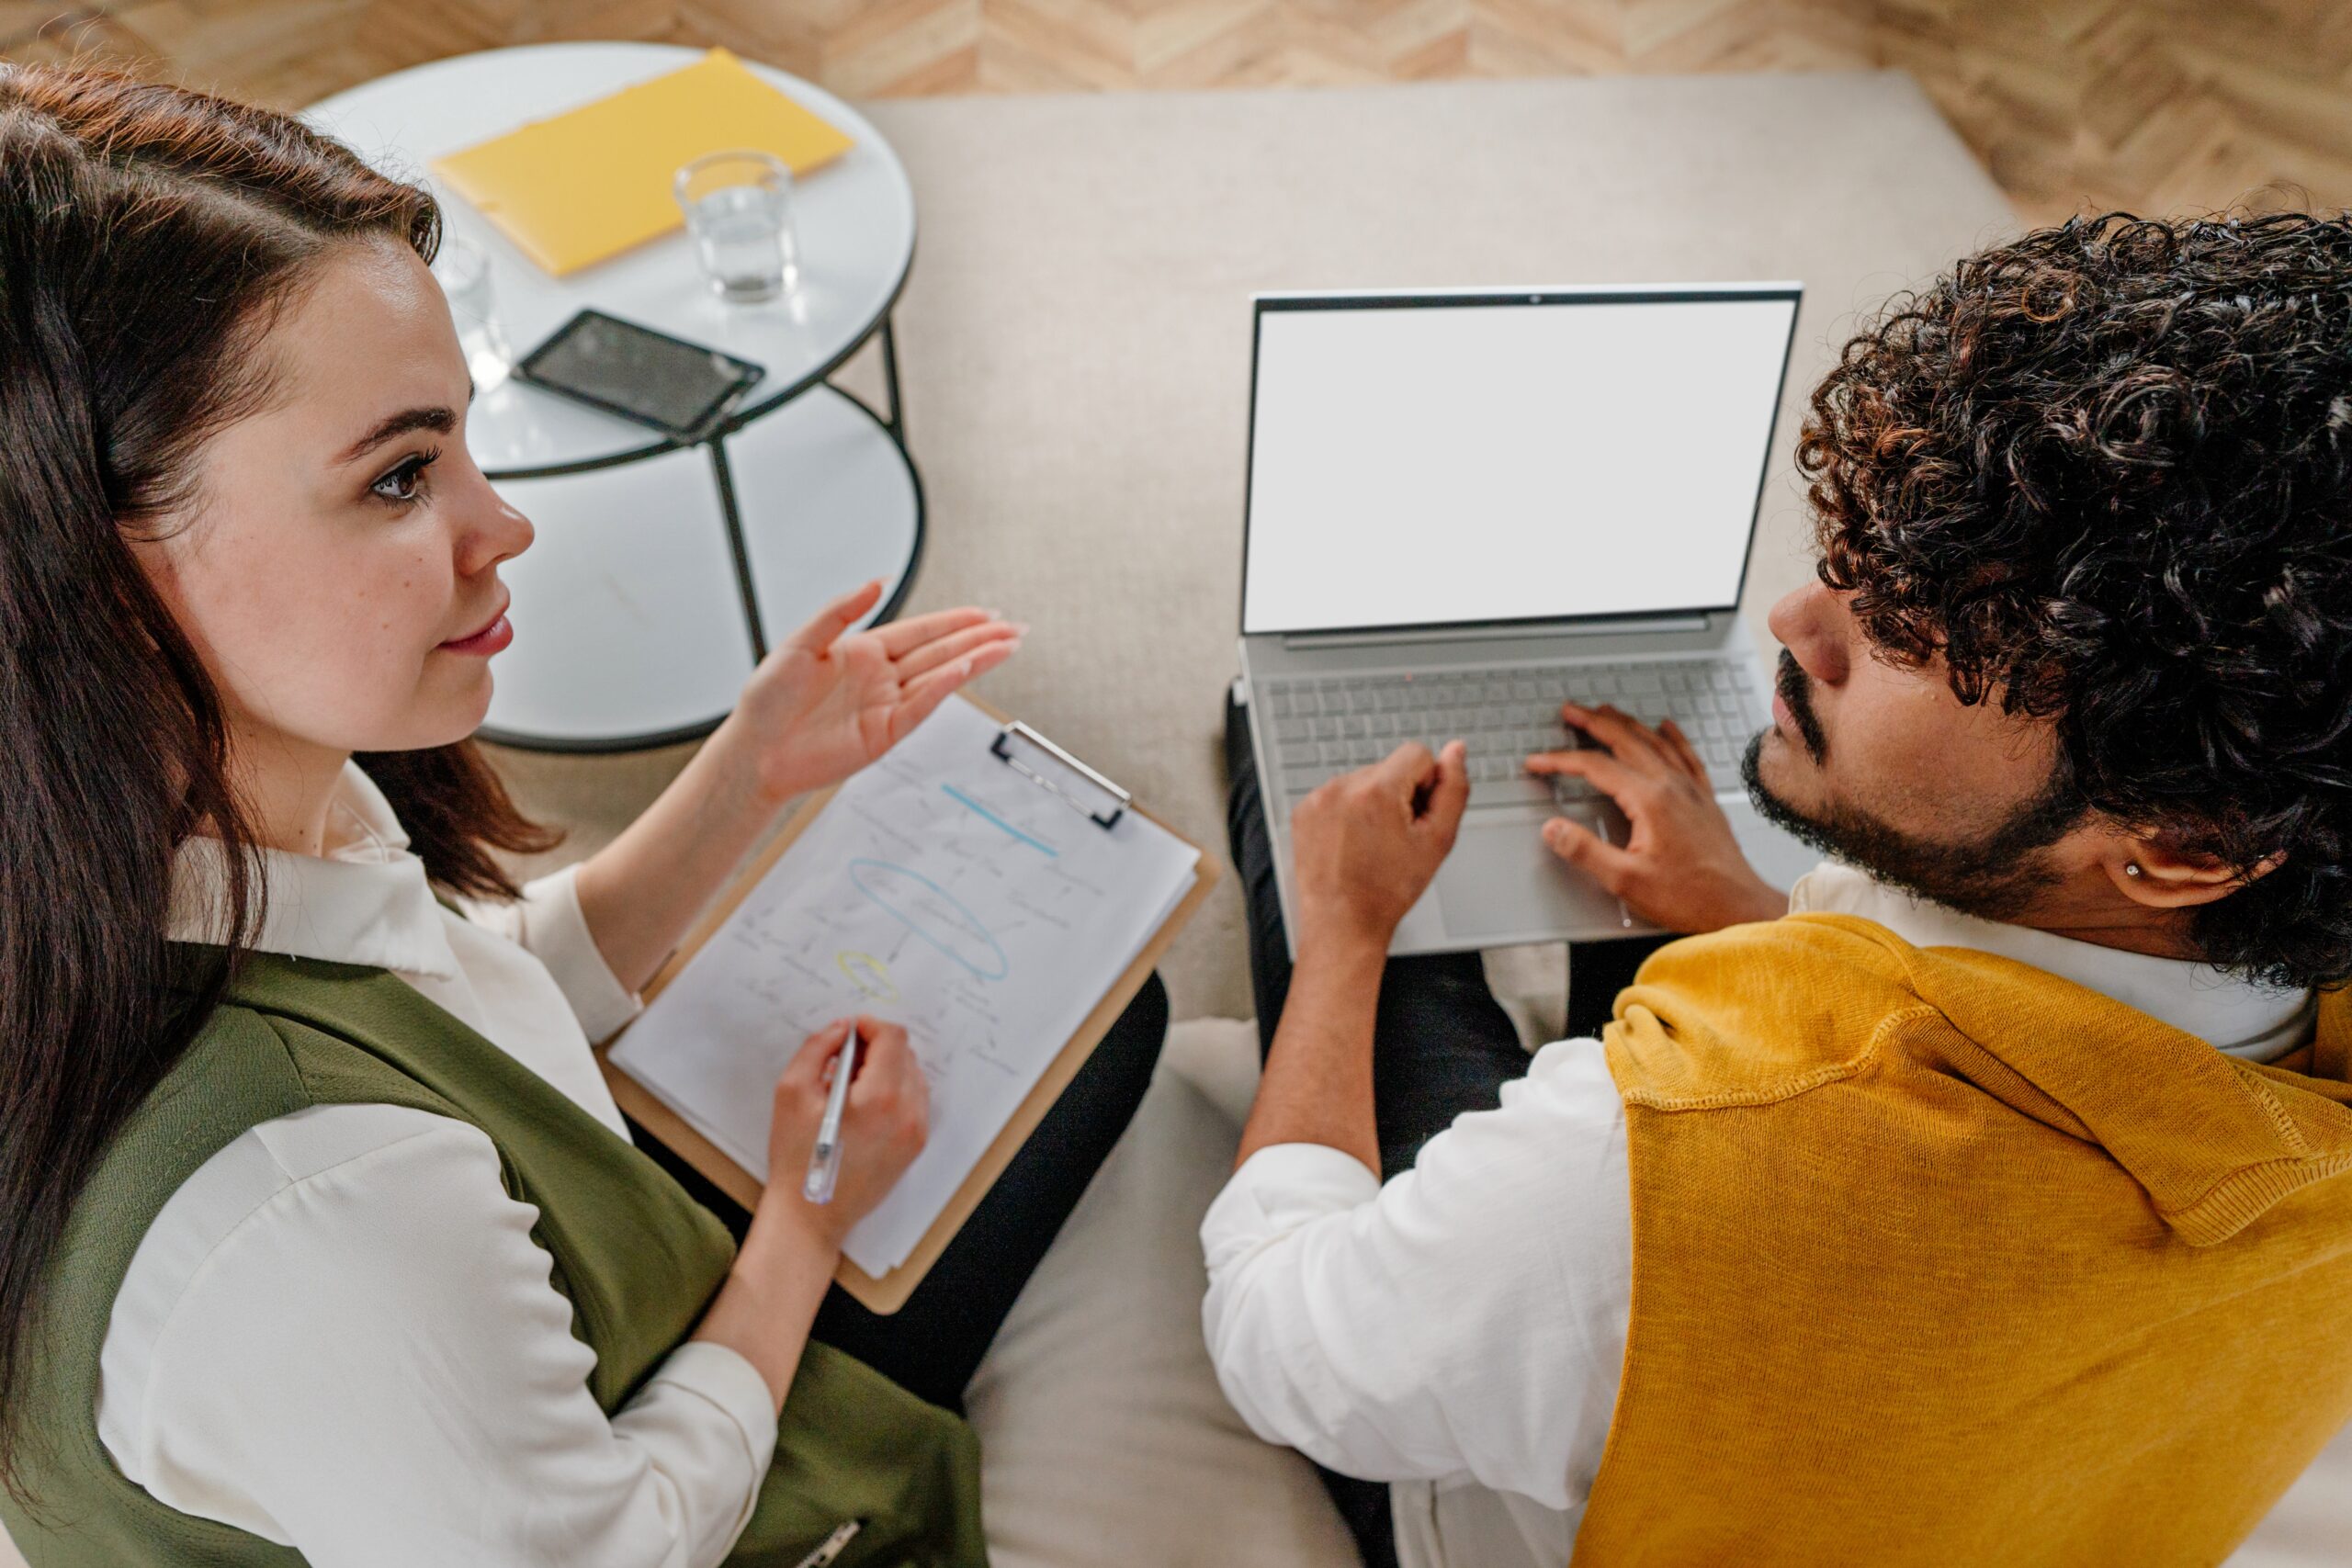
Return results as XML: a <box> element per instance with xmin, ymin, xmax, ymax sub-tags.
<box><xmin>431</xmin><ymin>49</ymin><xmax>856</xmax><ymax>276</ymax></box>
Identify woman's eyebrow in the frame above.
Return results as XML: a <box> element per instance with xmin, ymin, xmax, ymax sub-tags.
<box><xmin>337</xmin><ymin>405</ymin><xmax>454</xmax><ymax>464</ymax></box>
<box><xmin>335</xmin><ymin>383</ymin><xmax>478</xmax><ymax>465</ymax></box>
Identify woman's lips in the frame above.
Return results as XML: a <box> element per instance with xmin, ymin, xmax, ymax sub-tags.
<box><xmin>439</xmin><ymin>607</ymin><xmax>513</xmax><ymax>657</ymax></box>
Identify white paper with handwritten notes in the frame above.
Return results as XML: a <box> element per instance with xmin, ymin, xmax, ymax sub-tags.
<box><xmin>609</xmin><ymin>696</ymin><xmax>1199</xmax><ymax>1277</ymax></box>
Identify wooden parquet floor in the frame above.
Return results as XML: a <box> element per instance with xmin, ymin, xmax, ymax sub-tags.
<box><xmin>6</xmin><ymin>1</ymin><xmax>2349</xmax><ymax>231</ymax></box>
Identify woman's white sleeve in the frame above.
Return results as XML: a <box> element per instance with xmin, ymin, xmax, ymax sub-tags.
<box><xmin>461</xmin><ymin>863</ymin><xmax>642</xmax><ymax>1043</ymax></box>
<box><xmin>102</xmin><ymin>1107</ymin><xmax>776</xmax><ymax>1568</ymax></box>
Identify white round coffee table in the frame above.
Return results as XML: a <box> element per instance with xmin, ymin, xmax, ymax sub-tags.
<box><xmin>307</xmin><ymin>43</ymin><xmax>922</xmax><ymax>750</ymax></box>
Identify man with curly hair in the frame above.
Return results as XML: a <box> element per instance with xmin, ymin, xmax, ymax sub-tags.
<box><xmin>1201</xmin><ymin>212</ymin><xmax>2352</xmax><ymax>1568</ymax></box>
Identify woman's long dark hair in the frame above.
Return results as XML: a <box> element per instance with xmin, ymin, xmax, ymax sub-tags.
<box><xmin>0</xmin><ymin>64</ymin><xmax>558</xmax><ymax>1495</ymax></box>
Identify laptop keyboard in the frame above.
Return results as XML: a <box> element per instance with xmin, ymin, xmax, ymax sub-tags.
<box><xmin>1258</xmin><ymin>659</ymin><xmax>1765</xmax><ymax>807</ymax></box>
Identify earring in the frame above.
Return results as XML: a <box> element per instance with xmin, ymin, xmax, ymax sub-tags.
<box><xmin>2125</xmin><ymin>863</ymin><xmax>2143</xmax><ymax>878</ymax></box>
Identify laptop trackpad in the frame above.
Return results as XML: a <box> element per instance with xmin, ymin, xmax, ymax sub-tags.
<box><xmin>1437</xmin><ymin>813</ymin><xmax>1627</xmax><ymax>941</ymax></box>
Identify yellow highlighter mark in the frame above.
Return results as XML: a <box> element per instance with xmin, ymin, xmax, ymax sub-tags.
<box><xmin>836</xmin><ymin>951</ymin><xmax>899</xmax><ymax>1001</ymax></box>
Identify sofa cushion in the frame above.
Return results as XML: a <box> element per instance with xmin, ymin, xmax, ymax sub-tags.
<box><xmin>964</xmin><ymin>1023</ymin><xmax>1355</xmax><ymax>1565</ymax></box>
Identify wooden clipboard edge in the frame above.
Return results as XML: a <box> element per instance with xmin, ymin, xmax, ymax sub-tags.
<box><xmin>593</xmin><ymin>697</ymin><xmax>1217</xmax><ymax>1313</ymax></box>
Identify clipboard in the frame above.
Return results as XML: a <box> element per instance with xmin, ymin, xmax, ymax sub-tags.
<box><xmin>596</xmin><ymin>697</ymin><xmax>1216</xmax><ymax>1314</ymax></box>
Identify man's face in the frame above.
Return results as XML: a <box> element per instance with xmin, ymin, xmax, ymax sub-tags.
<box><xmin>1746</xmin><ymin>580</ymin><xmax>2086</xmax><ymax>920</ymax></box>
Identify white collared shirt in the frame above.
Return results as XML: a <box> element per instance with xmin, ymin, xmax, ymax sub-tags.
<box><xmin>1199</xmin><ymin>861</ymin><xmax>2315</xmax><ymax>1564</ymax></box>
<box><xmin>98</xmin><ymin>764</ymin><xmax>778</xmax><ymax>1568</ymax></box>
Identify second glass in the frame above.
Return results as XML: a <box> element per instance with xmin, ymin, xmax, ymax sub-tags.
<box><xmin>675</xmin><ymin>151</ymin><xmax>799</xmax><ymax>304</ymax></box>
<box><xmin>430</xmin><ymin>234</ymin><xmax>512</xmax><ymax>388</ymax></box>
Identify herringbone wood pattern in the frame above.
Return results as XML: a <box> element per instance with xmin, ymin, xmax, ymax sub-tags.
<box><xmin>5</xmin><ymin>0</ymin><xmax>2348</xmax><ymax>224</ymax></box>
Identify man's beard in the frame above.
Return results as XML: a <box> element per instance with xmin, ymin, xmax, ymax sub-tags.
<box><xmin>1741</xmin><ymin>653</ymin><xmax>2086</xmax><ymax>924</ymax></box>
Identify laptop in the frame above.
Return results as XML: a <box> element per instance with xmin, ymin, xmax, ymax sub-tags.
<box><xmin>1236</xmin><ymin>285</ymin><xmax>1821</xmax><ymax>955</ymax></box>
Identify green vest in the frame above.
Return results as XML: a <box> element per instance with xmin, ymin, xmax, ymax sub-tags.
<box><xmin>0</xmin><ymin>948</ymin><xmax>987</xmax><ymax>1567</ymax></box>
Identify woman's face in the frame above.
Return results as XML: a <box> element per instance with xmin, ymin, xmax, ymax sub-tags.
<box><xmin>136</xmin><ymin>236</ymin><xmax>532</xmax><ymax>761</ymax></box>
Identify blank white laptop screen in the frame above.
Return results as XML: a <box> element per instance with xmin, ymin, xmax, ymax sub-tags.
<box><xmin>1241</xmin><ymin>292</ymin><xmax>1800</xmax><ymax>634</ymax></box>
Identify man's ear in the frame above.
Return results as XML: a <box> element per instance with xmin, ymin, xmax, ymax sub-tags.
<box><xmin>2103</xmin><ymin>835</ymin><xmax>2285</xmax><ymax>910</ymax></box>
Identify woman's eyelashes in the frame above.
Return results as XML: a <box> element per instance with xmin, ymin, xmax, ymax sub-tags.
<box><xmin>368</xmin><ymin>446</ymin><xmax>440</xmax><ymax>508</ymax></box>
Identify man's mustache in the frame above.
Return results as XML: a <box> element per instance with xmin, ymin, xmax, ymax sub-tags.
<box><xmin>1777</xmin><ymin>649</ymin><xmax>1828</xmax><ymax>764</ymax></box>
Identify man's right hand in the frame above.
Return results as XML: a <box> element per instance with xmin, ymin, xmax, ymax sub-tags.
<box><xmin>1291</xmin><ymin>740</ymin><xmax>1472</xmax><ymax>953</ymax></box>
<box><xmin>1526</xmin><ymin>702</ymin><xmax>1786</xmax><ymax>933</ymax></box>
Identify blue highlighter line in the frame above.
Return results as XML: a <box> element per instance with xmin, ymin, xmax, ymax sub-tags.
<box><xmin>941</xmin><ymin>784</ymin><xmax>1058</xmax><ymax>857</ymax></box>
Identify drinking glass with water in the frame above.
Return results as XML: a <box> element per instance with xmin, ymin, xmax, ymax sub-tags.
<box><xmin>429</xmin><ymin>235</ymin><xmax>512</xmax><ymax>387</ymax></box>
<box><xmin>675</xmin><ymin>150</ymin><xmax>799</xmax><ymax>304</ymax></box>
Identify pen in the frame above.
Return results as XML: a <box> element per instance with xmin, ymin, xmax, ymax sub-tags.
<box><xmin>802</xmin><ymin>1024</ymin><xmax>860</xmax><ymax>1204</ymax></box>
<box><xmin>788</xmin><ymin>1519</ymin><xmax>863</xmax><ymax>1568</ymax></box>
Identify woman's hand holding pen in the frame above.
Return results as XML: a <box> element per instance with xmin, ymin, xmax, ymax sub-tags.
<box><xmin>765</xmin><ymin>1017</ymin><xmax>930</xmax><ymax>1249</ymax></box>
<box><xmin>692</xmin><ymin>1016</ymin><xmax>930</xmax><ymax>1411</ymax></box>
<box><xmin>724</xmin><ymin>580</ymin><xmax>1025</xmax><ymax>809</ymax></box>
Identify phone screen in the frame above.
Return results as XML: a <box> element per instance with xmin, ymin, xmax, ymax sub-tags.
<box><xmin>514</xmin><ymin>310</ymin><xmax>765</xmax><ymax>440</ymax></box>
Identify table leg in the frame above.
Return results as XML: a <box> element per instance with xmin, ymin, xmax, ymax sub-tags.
<box><xmin>707</xmin><ymin>438</ymin><xmax>768</xmax><ymax>663</ymax></box>
<box><xmin>879</xmin><ymin>313</ymin><xmax>905</xmax><ymax>439</ymax></box>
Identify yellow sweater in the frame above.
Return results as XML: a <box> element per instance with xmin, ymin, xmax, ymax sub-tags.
<box><xmin>1575</xmin><ymin>913</ymin><xmax>2352</xmax><ymax>1567</ymax></box>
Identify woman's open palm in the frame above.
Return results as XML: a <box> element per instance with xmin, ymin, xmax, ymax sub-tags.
<box><xmin>733</xmin><ymin>580</ymin><xmax>1023</xmax><ymax>806</ymax></box>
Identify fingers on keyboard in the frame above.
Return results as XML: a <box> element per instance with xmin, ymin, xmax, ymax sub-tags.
<box><xmin>1262</xmin><ymin>663</ymin><xmax>1761</xmax><ymax>799</ymax></box>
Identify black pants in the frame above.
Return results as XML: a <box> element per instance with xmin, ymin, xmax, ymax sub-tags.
<box><xmin>637</xmin><ymin>971</ymin><xmax>1169</xmax><ymax>1414</ymax></box>
<box><xmin>1222</xmin><ymin>695</ymin><xmax>1665</xmax><ymax>1568</ymax></box>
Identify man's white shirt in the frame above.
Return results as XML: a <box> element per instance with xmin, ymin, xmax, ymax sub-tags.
<box><xmin>1199</xmin><ymin>861</ymin><xmax>2314</xmax><ymax>1563</ymax></box>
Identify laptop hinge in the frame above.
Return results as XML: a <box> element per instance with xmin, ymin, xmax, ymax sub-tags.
<box><xmin>1280</xmin><ymin>614</ymin><xmax>1713</xmax><ymax>650</ymax></box>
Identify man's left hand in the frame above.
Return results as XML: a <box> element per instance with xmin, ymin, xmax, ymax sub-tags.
<box><xmin>1526</xmin><ymin>703</ymin><xmax>1785</xmax><ymax>933</ymax></box>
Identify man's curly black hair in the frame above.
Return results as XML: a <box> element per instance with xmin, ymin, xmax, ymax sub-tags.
<box><xmin>1798</xmin><ymin>210</ymin><xmax>2352</xmax><ymax>991</ymax></box>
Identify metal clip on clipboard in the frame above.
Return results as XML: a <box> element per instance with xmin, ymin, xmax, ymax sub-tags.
<box><xmin>989</xmin><ymin>721</ymin><xmax>1131</xmax><ymax>830</ymax></box>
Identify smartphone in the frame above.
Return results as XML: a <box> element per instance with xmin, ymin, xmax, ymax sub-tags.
<box><xmin>512</xmin><ymin>309</ymin><xmax>765</xmax><ymax>443</ymax></box>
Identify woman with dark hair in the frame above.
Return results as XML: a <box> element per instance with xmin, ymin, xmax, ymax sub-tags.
<box><xmin>0</xmin><ymin>63</ymin><xmax>1165</xmax><ymax>1567</ymax></box>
